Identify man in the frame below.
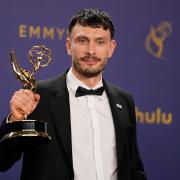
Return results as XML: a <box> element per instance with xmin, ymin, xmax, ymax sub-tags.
<box><xmin>0</xmin><ymin>8</ymin><xmax>147</xmax><ymax>180</ymax></box>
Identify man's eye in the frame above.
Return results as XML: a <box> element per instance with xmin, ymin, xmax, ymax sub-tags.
<box><xmin>79</xmin><ymin>39</ymin><xmax>87</xmax><ymax>44</ymax></box>
<box><xmin>97</xmin><ymin>40</ymin><xmax>105</xmax><ymax>45</ymax></box>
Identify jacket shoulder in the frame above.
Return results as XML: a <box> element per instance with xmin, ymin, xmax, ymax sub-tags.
<box><xmin>106</xmin><ymin>81</ymin><xmax>134</xmax><ymax>101</ymax></box>
<box><xmin>36</xmin><ymin>72</ymin><xmax>66</xmax><ymax>92</ymax></box>
<box><xmin>37</xmin><ymin>77</ymin><xmax>55</xmax><ymax>90</ymax></box>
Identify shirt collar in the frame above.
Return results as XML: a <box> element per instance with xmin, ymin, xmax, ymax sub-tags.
<box><xmin>66</xmin><ymin>68</ymin><xmax>103</xmax><ymax>97</ymax></box>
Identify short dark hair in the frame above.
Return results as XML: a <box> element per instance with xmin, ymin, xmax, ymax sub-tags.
<box><xmin>68</xmin><ymin>8</ymin><xmax>115</xmax><ymax>39</ymax></box>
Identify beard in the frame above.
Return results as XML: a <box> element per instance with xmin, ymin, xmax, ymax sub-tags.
<box><xmin>72</xmin><ymin>55</ymin><xmax>108</xmax><ymax>78</ymax></box>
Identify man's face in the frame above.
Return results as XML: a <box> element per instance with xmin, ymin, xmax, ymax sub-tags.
<box><xmin>66</xmin><ymin>24</ymin><xmax>116</xmax><ymax>79</ymax></box>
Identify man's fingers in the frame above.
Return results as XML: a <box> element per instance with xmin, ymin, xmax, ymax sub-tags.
<box><xmin>10</xmin><ymin>94</ymin><xmax>33</xmax><ymax>114</ymax></box>
<box><xmin>10</xmin><ymin>106</ymin><xmax>26</xmax><ymax>121</ymax></box>
<box><xmin>10</xmin><ymin>89</ymin><xmax>40</xmax><ymax>121</ymax></box>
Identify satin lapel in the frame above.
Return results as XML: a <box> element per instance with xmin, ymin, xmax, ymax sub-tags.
<box><xmin>103</xmin><ymin>81</ymin><xmax>129</xmax><ymax>172</ymax></box>
<box><xmin>48</xmin><ymin>72</ymin><xmax>73</xmax><ymax>166</ymax></box>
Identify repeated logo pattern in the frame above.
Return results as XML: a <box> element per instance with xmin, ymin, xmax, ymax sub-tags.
<box><xmin>145</xmin><ymin>21</ymin><xmax>172</xmax><ymax>59</ymax></box>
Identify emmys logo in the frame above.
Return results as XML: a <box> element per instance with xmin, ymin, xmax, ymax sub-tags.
<box><xmin>145</xmin><ymin>21</ymin><xmax>172</xmax><ymax>59</ymax></box>
<box><xmin>19</xmin><ymin>24</ymin><xmax>68</xmax><ymax>40</ymax></box>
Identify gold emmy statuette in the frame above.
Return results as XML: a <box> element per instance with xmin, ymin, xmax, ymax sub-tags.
<box><xmin>0</xmin><ymin>45</ymin><xmax>52</xmax><ymax>146</ymax></box>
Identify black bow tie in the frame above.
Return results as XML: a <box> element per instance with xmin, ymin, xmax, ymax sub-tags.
<box><xmin>75</xmin><ymin>86</ymin><xmax>104</xmax><ymax>97</ymax></box>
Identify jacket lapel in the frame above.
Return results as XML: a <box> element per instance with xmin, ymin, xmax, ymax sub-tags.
<box><xmin>103</xmin><ymin>81</ymin><xmax>130</xmax><ymax>177</ymax></box>
<box><xmin>48</xmin><ymin>72</ymin><xmax>73</xmax><ymax>167</ymax></box>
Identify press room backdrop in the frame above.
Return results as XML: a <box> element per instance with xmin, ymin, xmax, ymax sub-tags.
<box><xmin>0</xmin><ymin>0</ymin><xmax>179</xmax><ymax>179</ymax></box>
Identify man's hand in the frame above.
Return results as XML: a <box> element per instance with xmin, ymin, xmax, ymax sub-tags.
<box><xmin>9</xmin><ymin>89</ymin><xmax>40</xmax><ymax>121</ymax></box>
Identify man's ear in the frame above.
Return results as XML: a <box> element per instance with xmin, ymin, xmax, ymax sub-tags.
<box><xmin>108</xmin><ymin>40</ymin><xmax>116</xmax><ymax>58</ymax></box>
<box><xmin>66</xmin><ymin>37</ymin><xmax>71</xmax><ymax>55</ymax></box>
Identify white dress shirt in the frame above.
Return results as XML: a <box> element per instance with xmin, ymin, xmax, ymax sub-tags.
<box><xmin>66</xmin><ymin>68</ymin><xmax>117</xmax><ymax>180</ymax></box>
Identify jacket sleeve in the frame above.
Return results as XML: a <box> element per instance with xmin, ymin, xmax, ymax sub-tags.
<box><xmin>0</xmin><ymin>118</ymin><xmax>22</xmax><ymax>172</ymax></box>
<box><xmin>127</xmin><ymin>96</ymin><xmax>147</xmax><ymax>180</ymax></box>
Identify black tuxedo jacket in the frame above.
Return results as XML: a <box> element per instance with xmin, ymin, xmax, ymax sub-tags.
<box><xmin>0</xmin><ymin>71</ymin><xmax>147</xmax><ymax>180</ymax></box>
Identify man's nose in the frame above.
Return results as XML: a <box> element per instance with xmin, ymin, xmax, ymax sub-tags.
<box><xmin>86</xmin><ymin>41</ymin><xmax>96</xmax><ymax>55</ymax></box>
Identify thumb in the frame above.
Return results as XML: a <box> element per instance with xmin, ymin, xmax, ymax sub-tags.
<box><xmin>34</xmin><ymin>93</ymin><xmax>40</xmax><ymax>103</ymax></box>
<box><xmin>31</xmin><ymin>94</ymin><xmax>40</xmax><ymax>112</ymax></box>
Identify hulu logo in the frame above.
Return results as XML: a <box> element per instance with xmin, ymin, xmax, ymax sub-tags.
<box><xmin>135</xmin><ymin>107</ymin><xmax>173</xmax><ymax>125</ymax></box>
